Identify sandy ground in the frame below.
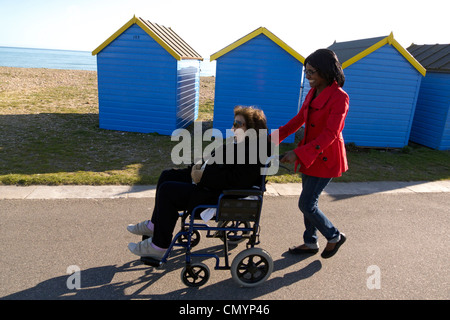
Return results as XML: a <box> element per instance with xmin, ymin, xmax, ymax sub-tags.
<box><xmin>0</xmin><ymin>67</ymin><xmax>97</xmax><ymax>94</ymax></box>
<box><xmin>0</xmin><ymin>66</ymin><xmax>215</xmax><ymax>114</ymax></box>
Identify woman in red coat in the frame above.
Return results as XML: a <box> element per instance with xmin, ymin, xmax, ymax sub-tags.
<box><xmin>276</xmin><ymin>49</ymin><xmax>349</xmax><ymax>259</ymax></box>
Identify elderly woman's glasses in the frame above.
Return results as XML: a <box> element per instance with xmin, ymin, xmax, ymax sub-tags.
<box><xmin>304</xmin><ymin>68</ymin><xmax>317</xmax><ymax>76</ymax></box>
<box><xmin>233</xmin><ymin>120</ymin><xmax>245</xmax><ymax>128</ymax></box>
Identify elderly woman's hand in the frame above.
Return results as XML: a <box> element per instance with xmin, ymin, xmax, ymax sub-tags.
<box><xmin>191</xmin><ymin>163</ymin><xmax>204</xmax><ymax>184</ymax></box>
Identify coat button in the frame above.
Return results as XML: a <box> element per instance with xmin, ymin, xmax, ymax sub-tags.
<box><xmin>311</xmin><ymin>123</ymin><xmax>315</xmax><ymax>127</ymax></box>
<box><xmin>315</xmin><ymin>145</ymin><xmax>320</xmax><ymax>150</ymax></box>
<box><xmin>323</xmin><ymin>157</ymin><xmax>328</xmax><ymax>161</ymax></box>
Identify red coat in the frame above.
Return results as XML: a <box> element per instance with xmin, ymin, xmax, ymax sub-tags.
<box><xmin>277</xmin><ymin>81</ymin><xmax>349</xmax><ymax>178</ymax></box>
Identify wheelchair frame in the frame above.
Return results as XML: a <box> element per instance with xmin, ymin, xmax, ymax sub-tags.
<box><xmin>140</xmin><ymin>157</ymin><xmax>276</xmax><ymax>287</ymax></box>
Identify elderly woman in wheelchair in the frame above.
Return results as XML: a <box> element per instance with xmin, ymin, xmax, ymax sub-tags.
<box><xmin>127</xmin><ymin>106</ymin><xmax>270</xmax><ymax>261</ymax></box>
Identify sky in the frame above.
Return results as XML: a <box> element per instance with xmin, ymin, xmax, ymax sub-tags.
<box><xmin>0</xmin><ymin>0</ymin><xmax>448</xmax><ymax>59</ymax></box>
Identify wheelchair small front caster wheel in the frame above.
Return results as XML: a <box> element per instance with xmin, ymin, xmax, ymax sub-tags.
<box><xmin>231</xmin><ymin>247</ymin><xmax>273</xmax><ymax>287</ymax></box>
<box><xmin>177</xmin><ymin>230</ymin><xmax>201</xmax><ymax>247</ymax></box>
<box><xmin>181</xmin><ymin>263</ymin><xmax>210</xmax><ymax>287</ymax></box>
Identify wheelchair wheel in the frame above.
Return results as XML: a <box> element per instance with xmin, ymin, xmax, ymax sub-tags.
<box><xmin>217</xmin><ymin>221</ymin><xmax>251</xmax><ymax>245</ymax></box>
<box><xmin>231</xmin><ymin>248</ymin><xmax>273</xmax><ymax>287</ymax></box>
<box><xmin>181</xmin><ymin>263</ymin><xmax>210</xmax><ymax>287</ymax></box>
<box><xmin>176</xmin><ymin>229</ymin><xmax>201</xmax><ymax>247</ymax></box>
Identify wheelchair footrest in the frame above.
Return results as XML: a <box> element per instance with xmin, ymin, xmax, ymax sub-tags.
<box><xmin>140</xmin><ymin>256</ymin><xmax>162</xmax><ymax>267</ymax></box>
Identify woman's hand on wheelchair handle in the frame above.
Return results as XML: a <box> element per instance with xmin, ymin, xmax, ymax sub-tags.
<box><xmin>280</xmin><ymin>150</ymin><xmax>298</xmax><ymax>164</ymax></box>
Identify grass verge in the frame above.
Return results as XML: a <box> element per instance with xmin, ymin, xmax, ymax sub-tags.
<box><xmin>1</xmin><ymin>67</ymin><xmax>449</xmax><ymax>185</ymax></box>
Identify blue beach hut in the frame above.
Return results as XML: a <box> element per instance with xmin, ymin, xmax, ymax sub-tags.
<box><xmin>324</xmin><ymin>33</ymin><xmax>426</xmax><ymax>148</ymax></box>
<box><xmin>210</xmin><ymin>27</ymin><xmax>305</xmax><ymax>143</ymax></box>
<box><xmin>407</xmin><ymin>44</ymin><xmax>450</xmax><ymax>150</ymax></box>
<box><xmin>92</xmin><ymin>16</ymin><xmax>203</xmax><ymax>135</ymax></box>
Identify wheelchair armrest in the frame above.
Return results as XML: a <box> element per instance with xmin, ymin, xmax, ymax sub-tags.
<box><xmin>222</xmin><ymin>189</ymin><xmax>263</xmax><ymax>197</ymax></box>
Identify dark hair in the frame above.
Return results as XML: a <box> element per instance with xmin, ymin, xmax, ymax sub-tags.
<box><xmin>234</xmin><ymin>106</ymin><xmax>267</xmax><ymax>132</ymax></box>
<box><xmin>304</xmin><ymin>49</ymin><xmax>345</xmax><ymax>87</ymax></box>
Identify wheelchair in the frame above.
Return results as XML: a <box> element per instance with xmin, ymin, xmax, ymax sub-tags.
<box><xmin>140</xmin><ymin>156</ymin><xmax>278</xmax><ymax>288</ymax></box>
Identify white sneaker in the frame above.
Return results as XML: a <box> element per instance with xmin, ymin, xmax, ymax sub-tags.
<box><xmin>127</xmin><ymin>220</ymin><xmax>154</xmax><ymax>237</ymax></box>
<box><xmin>128</xmin><ymin>238</ymin><xmax>165</xmax><ymax>260</ymax></box>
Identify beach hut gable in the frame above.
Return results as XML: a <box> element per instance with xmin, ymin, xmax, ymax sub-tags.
<box><xmin>210</xmin><ymin>27</ymin><xmax>304</xmax><ymax>143</ymax></box>
<box><xmin>210</xmin><ymin>27</ymin><xmax>305</xmax><ymax>63</ymax></box>
<box><xmin>335</xmin><ymin>32</ymin><xmax>426</xmax><ymax>76</ymax></box>
<box><xmin>92</xmin><ymin>15</ymin><xmax>202</xmax><ymax>61</ymax></box>
<box><xmin>92</xmin><ymin>16</ymin><xmax>202</xmax><ymax>135</ymax></box>
<box><xmin>326</xmin><ymin>33</ymin><xmax>426</xmax><ymax>148</ymax></box>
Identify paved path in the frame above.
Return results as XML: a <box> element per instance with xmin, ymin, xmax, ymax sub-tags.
<box><xmin>1</xmin><ymin>181</ymin><xmax>449</xmax><ymax>303</ymax></box>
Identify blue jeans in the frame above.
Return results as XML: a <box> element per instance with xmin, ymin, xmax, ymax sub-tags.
<box><xmin>299</xmin><ymin>174</ymin><xmax>340</xmax><ymax>249</ymax></box>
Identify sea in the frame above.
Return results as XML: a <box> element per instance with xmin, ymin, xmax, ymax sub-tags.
<box><xmin>0</xmin><ymin>46</ymin><xmax>216</xmax><ymax>77</ymax></box>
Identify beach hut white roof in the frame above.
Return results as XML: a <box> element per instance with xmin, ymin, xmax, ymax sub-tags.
<box><xmin>92</xmin><ymin>15</ymin><xmax>203</xmax><ymax>61</ymax></box>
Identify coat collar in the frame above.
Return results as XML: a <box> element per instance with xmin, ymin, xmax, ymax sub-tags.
<box><xmin>307</xmin><ymin>81</ymin><xmax>340</xmax><ymax>110</ymax></box>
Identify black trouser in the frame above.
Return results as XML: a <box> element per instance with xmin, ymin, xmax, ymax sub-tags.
<box><xmin>150</xmin><ymin>168</ymin><xmax>219</xmax><ymax>248</ymax></box>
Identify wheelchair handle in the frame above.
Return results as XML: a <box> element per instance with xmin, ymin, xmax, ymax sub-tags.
<box><xmin>222</xmin><ymin>189</ymin><xmax>264</xmax><ymax>197</ymax></box>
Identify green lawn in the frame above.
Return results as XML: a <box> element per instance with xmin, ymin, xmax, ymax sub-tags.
<box><xmin>1</xmin><ymin>67</ymin><xmax>449</xmax><ymax>185</ymax></box>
